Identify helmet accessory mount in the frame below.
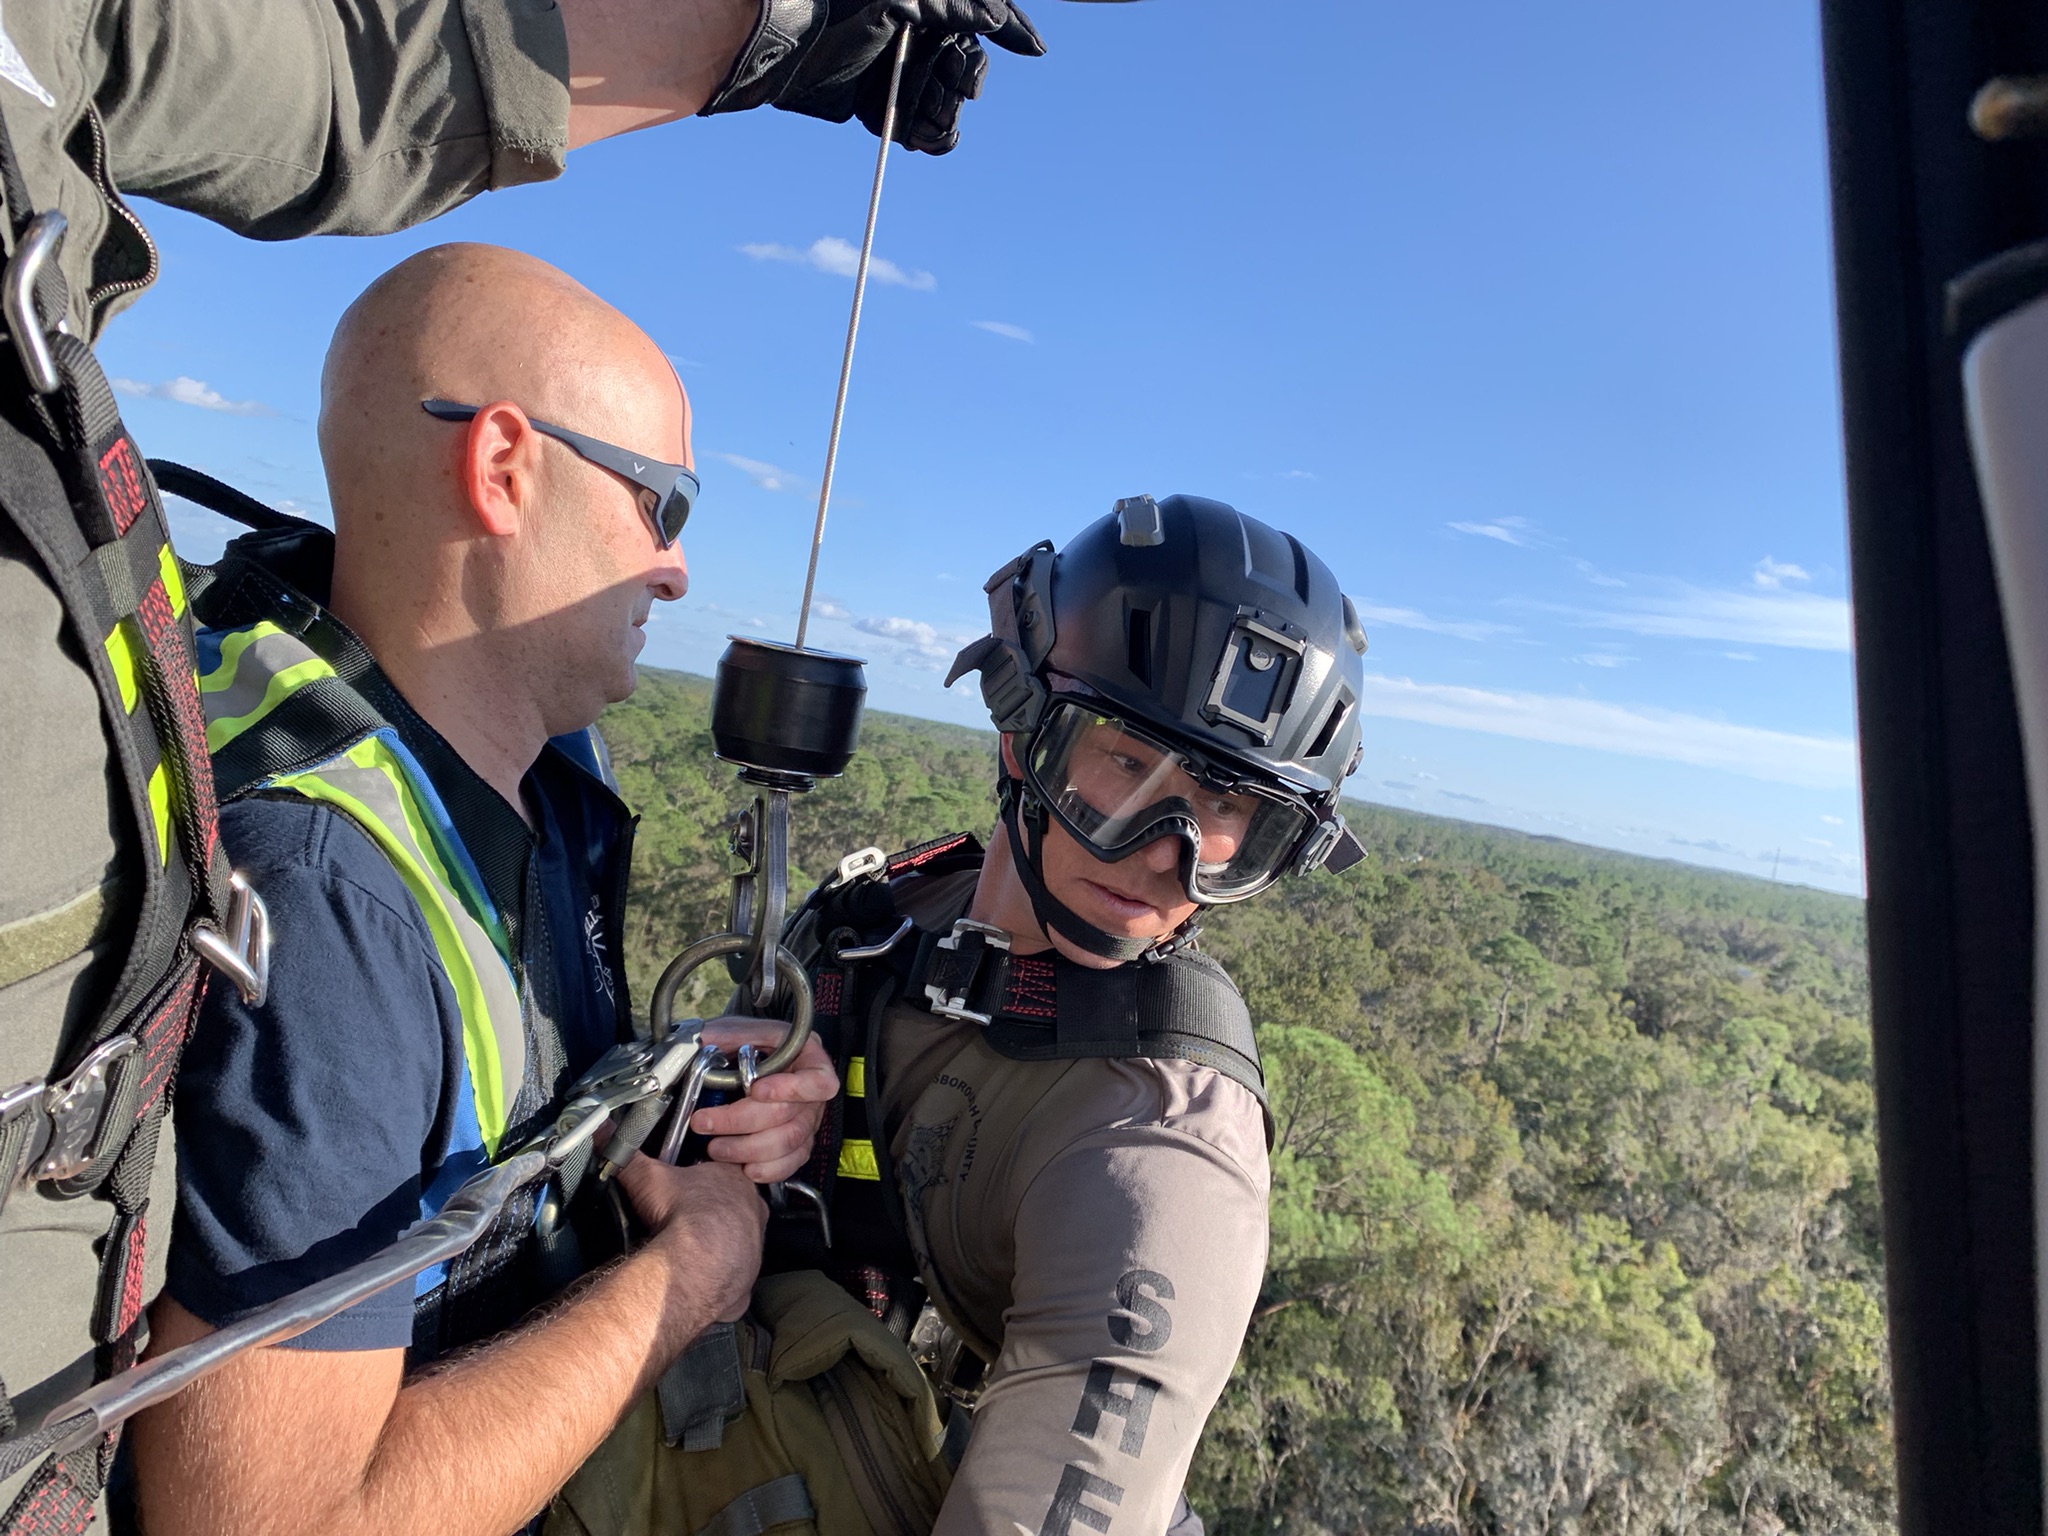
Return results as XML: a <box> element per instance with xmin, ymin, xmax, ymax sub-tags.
<box><xmin>1201</xmin><ymin>611</ymin><xmax>1308</xmax><ymax>747</ymax></box>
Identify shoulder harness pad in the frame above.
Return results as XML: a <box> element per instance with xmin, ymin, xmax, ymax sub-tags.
<box><xmin>913</xmin><ymin>921</ymin><xmax>1271</xmax><ymax>1141</ymax></box>
<box><xmin>790</xmin><ymin>831</ymin><xmax>1272</xmax><ymax>1143</ymax></box>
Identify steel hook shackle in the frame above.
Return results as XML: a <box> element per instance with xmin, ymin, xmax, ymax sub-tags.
<box><xmin>648</xmin><ymin>930</ymin><xmax>814</xmax><ymax>1090</ymax></box>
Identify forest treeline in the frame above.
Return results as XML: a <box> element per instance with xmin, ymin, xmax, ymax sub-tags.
<box><xmin>601</xmin><ymin>669</ymin><xmax>1890</xmax><ymax>1536</ymax></box>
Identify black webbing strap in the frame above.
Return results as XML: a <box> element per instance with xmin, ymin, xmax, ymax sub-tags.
<box><xmin>147</xmin><ymin>459</ymin><xmax>300</xmax><ymax>533</ymax></box>
<box><xmin>0</xmin><ymin>95</ymin><xmax>228</xmax><ymax>1535</ymax></box>
<box><xmin>911</xmin><ymin>927</ymin><xmax>1272</xmax><ymax>1130</ymax></box>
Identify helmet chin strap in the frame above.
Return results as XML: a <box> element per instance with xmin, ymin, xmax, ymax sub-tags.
<box><xmin>999</xmin><ymin>781</ymin><xmax>1188</xmax><ymax>965</ymax></box>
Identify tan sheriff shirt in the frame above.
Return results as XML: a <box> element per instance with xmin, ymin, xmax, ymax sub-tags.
<box><xmin>873</xmin><ymin>956</ymin><xmax>1271</xmax><ymax>1536</ymax></box>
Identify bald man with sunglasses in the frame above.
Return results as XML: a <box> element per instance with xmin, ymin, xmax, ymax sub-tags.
<box><xmin>126</xmin><ymin>244</ymin><xmax>839</xmax><ymax>1536</ymax></box>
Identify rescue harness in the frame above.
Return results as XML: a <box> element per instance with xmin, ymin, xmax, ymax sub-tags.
<box><xmin>758</xmin><ymin>830</ymin><xmax>1268</xmax><ymax>1335</ymax></box>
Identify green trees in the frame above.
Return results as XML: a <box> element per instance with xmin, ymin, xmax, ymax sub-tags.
<box><xmin>601</xmin><ymin>674</ymin><xmax>1889</xmax><ymax>1533</ymax></box>
<box><xmin>1192</xmin><ymin>808</ymin><xmax>1887</xmax><ymax>1534</ymax></box>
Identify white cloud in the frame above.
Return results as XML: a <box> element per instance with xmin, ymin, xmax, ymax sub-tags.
<box><xmin>1281</xmin><ymin>469</ymin><xmax>1318</xmax><ymax>481</ymax></box>
<box><xmin>715</xmin><ymin>452</ymin><xmax>806</xmax><ymax>493</ymax></box>
<box><xmin>1820</xmin><ymin>814</ymin><xmax>1845</xmax><ymax>826</ymax></box>
<box><xmin>1542</xmin><ymin>583</ymin><xmax>1851</xmax><ymax>652</ymax></box>
<box><xmin>1723</xmin><ymin>651</ymin><xmax>1758</xmax><ymax>662</ymax></box>
<box><xmin>1572</xmin><ymin>652</ymin><xmax>1633</xmax><ymax>668</ymax></box>
<box><xmin>1448</xmin><ymin>516</ymin><xmax>1536</xmax><ymax>547</ymax></box>
<box><xmin>1753</xmin><ymin>556</ymin><xmax>1811</xmax><ymax>590</ymax></box>
<box><xmin>971</xmin><ymin>320</ymin><xmax>1033</xmax><ymax>342</ymax></box>
<box><xmin>808</xmin><ymin>598</ymin><xmax>978</xmax><ymax>670</ymax></box>
<box><xmin>740</xmin><ymin>237</ymin><xmax>936</xmax><ymax>291</ymax></box>
<box><xmin>112</xmin><ymin>375</ymin><xmax>272</xmax><ymax>417</ymax></box>
<box><xmin>1572</xmin><ymin>558</ymin><xmax>1627</xmax><ymax>589</ymax></box>
<box><xmin>1352</xmin><ymin>601</ymin><xmax>1512</xmax><ymax>642</ymax></box>
<box><xmin>1354</xmin><ymin>672</ymin><xmax>1858</xmax><ymax>789</ymax></box>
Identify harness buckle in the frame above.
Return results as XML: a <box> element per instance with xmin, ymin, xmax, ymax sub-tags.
<box><xmin>924</xmin><ymin>919</ymin><xmax>1011</xmax><ymax>1025</ymax></box>
<box><xmin>828</xmin><ymin>846</ymin><xmax>887</xmax><ymax>889</ymax></box>
<box><xmin>0</xmin><ymin>1077</ymin><xmax>50</xmax><ymax>1188</ymax></box>
<box><xmin>33</xmin><ymin>1034</ymin><xmax>140</xmax><ymax>1182</ymax></box>
<box><xmin>1143</xmin><ymin>922</ymin><xmax>1203</xmax><ymax>964</ymax></box>
<box><xmin>192</xmin><ymin>870</ymin><xmax>272</xmax><ymax>1007</ymax></box>
<box><xmin>3</xmin><ymin>210</ymin><xmax>66</xmax><ymax>395</ymax></box>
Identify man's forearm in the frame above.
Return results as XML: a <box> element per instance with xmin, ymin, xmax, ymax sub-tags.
<box><xmin>97</xmin><ymin>0</ymin><xmax>753</xmax><ymax>240</ymax></box>
<box><xmin>135</xmin><ymin>1244</ymin><xmax>723</xmax><ymax>1536</ymax></box>
<box><xmin>363</xmin><ymin>1246</ymin><xmax>718</xmax><ymax>1533</ymax></box>
<box><xmin>562</xmin><ymin>0</ymin><xmax>756</xmax><ymax>147</ymax></box>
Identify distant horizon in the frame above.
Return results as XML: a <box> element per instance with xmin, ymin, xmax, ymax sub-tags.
<box><xmin>620</xmin><ymin>663</ymin><xmax>1863</xmax><ymax>906</ymax></box>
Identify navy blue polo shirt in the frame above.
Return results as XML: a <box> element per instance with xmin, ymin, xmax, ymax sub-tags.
<box><xmin>167</xmin><ymin>760</ymin><xmax>623</xmax><ymax>1352</ymax></box>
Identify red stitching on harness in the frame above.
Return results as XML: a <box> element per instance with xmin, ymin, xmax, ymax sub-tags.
<box><xmin>133</xmin><ymin>578</ymin><xmax>223</xmax><ymax>874</ymax></box>
<box><xmin>814</xmin><ymin>970</ymin><xmax>844</xmax><ymax>1017</ymax></box>
<box><xmin>840</xmin><ymin>1264</ymin><xmax>892</xmax><ymax>1320</ymax></box>
<box><xmin>96</xmin><ymin>437</ymin><xmax>147</xmax><ymax>536</ymax></box>
<box><xmin>6</xmin><ymin>1458</ymin><xmax>96</xmax><ymax>1536</ymax></box>
<box><xmin>117</xmin><ymin>1213</ymin><xmax>149</xmax><ymax>1336</ymax></box>
<box><xmin>137</xmin><ymin>960</ymin><xmax>202</xmax><ymax>1110</ymax></box>
<box><xmin>1002</xmin><ymin>956</ymin><xmax>1059</xmax><ymax>1020</ymax></box>
<box><xmin>886</xmin><ymin>832</ymin><xmax>973</xmax><ymax>874</ymax></box>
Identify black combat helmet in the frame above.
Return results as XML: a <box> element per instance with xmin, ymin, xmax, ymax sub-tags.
<box><xmin>948</xmin><ymin>494</ymin><xmax>1369</xmax><ymax>961</ymax></box>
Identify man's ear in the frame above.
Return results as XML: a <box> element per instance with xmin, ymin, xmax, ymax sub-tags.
<box><xmin>460</xmin><ymin>401</ymin><xmax>541</xmax><ymax>539</ymax></box>
<box><xmin>998</xmin><ymin>733</ymin><xmax>1023</xmax><ymax>778</ymax></box>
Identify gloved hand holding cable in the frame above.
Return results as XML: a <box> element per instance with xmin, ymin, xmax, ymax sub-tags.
<box><xmin>703</xmin><ymin>0</ymin><xmax>1047</xmax><ymax>153</ymax></box>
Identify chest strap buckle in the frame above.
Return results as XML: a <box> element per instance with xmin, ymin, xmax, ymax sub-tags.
<box><xmin>32</xmin><ymin>1035</ymin><xmax>140</xmax><ymax>1182</ymax></box>
<box><xmin>924</xmin><ymin>919</ymin><xmax>1011</xmax><ymax>1025</ymax></box>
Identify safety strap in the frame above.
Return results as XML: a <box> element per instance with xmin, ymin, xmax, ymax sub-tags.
<box><xmin>0</xmin><ymin>93</ymin><xmax>241</xmax><ymax>1533</ymax></box>
<box><xmin>692</xmin><ymin>1475</ymin><xmax>815</xmax><ymax>1536</ymax></box>
<box><xmin>910</xmin><ymin>919</ymin><xmax>1270</xmax><ymax>1125</ymax></box>
<box><xmin>775</xmin><ymin>832</ymin><xmax>1271</xmax><ymax>1309</ymax></box>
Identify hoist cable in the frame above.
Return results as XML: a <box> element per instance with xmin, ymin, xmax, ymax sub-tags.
<box><xmin>794</xmin><ymin>25</ymin><xmax>913</xmax><ymax>650</ymax></box>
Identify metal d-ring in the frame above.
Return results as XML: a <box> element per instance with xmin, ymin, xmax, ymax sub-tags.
<box><xmin>3</xmin><ymin>211</ymin><xmax>65</xmax><ymax>395</ymax></box>
<box><xmin>648</xmin><ymin>931</ymin><xmax>813</xmax><ymax>1090</ymax></box>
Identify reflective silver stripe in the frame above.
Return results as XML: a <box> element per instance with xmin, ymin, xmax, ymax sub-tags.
<box><xmin>199</xmin><ymin>621</ymin><xmax>337</xmax><ymax>752</ymax></box>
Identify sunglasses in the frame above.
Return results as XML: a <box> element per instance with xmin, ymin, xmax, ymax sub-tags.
<box><xmin>421</xmin><ymin>399</ymin><xmax>698</xmax><ymax>548</ymax></box>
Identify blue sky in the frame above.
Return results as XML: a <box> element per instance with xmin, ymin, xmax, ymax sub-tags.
<box><xmin>103</xmin><ymin>0</ymin><xmax>1862</xmax><ymax>894</ymax></box>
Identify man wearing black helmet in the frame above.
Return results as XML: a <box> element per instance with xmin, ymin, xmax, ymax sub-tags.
<box><xmin>704</xmin><ymin>494</ymin><xmax>1367</xmax><ymax>1536</ymax></box>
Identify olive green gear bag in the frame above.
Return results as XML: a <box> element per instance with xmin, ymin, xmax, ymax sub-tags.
<box><xmin>546</xmin><ymin>1270</ymin><xmax>953</xmax><ymax>1536</ymax></box>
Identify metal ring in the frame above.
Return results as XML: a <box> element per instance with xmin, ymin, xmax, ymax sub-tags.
<box><xmin>647</xmin><ymin>932</ymin><xmax>813</xmax><ymax>1090</ymax></box>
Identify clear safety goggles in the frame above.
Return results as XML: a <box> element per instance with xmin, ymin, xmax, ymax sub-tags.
<box><xmin>1022</xmin><ymin>698</ymin><xmax>1320</xmax><ymax>903</ymax></box>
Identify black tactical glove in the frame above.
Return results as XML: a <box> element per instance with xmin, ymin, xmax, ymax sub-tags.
<box><xmin>700</xmin><ymin>0</ymin><xmax>1046</xmax><ymax>155</ymax></box>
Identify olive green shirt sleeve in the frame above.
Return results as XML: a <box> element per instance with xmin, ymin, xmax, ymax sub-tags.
<box><xmin>936</xmin><ymin>1068</ymin><xmax>1271</xmax><ymax>1536</ymax></box>
<box><xmin>81</xmin><ymin>0</ymin><xmax>570</xmax><ymax>239</ymax></box>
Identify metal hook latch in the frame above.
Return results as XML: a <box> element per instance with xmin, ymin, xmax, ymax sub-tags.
<box><xmin>192</xmin><ymin>871</ymin><xmax>272</xmax><ymax>1006</ymax></box>
<box><xmin>3</xmin><ymin>210</ymin><xmax>65</xmax><ymax>396</ymax></box>
<box><xmin>828</xmin><ymin>846</ymin><xmax>887</xmax><ymax>889</ymax></box>
<box><xmin>34</xmin><ymin>1035</ymin><xmax>140</xmax><ymax>1182</ymax></box>
<box><xmin>924</xmin><ymin>919</ymin><xmax>1011</xmax><ymax>1025</ymax></box>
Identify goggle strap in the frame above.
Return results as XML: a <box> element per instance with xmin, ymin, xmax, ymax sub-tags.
<box><xmin>1002</xmin><ymin>787</ymin><xmax>1180</xmax><ymax>965</ymax></box>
